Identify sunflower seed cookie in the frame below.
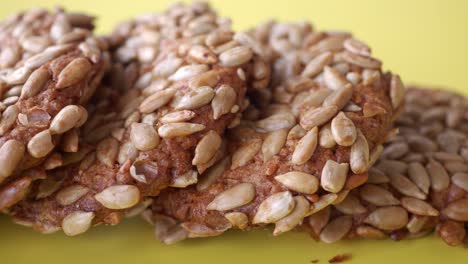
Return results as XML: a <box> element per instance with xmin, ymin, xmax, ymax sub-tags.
<box><xmin>303</xmin><ymin>88</ymin><xmax>468</xmax><ymax>246</ymax></box>
<box><xmin>0</xmin><ymin>8</ymin><xmax>109</xmax><ymax>210</ymax></box>
<box><xmin>149</xmin><ymin>21</ymin><xmax>403</xmax><ymax>243</ymax></box>
<box><xmin>10</xmin><ymin>2</ymin><xmax>269</xmax><ymax>235</ymax></box>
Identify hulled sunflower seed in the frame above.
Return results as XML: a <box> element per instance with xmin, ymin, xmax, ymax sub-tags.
<box><xmin>170</xmin><ymin>170</ymin><xmax>198</xmax><ymax>188</ymax></box>
<box><xmin>331</xmin><ymin>112</ymin><xmax>357</xmax><ymax>146</ymax></box>
<box><xmin>367</xmin><ymin>168</ymin><xmax>389</xmax><ymax>184</ymax></box>
<box><xmin>389</xmin><ymin>173</ymin><xmax>426</xmax><ymax>200</ymax></box>
<box><xmin>322</xmin><ymin>84</ymin><xmax>353</xmax><ymax>111</ymax></box>
<box><xmin>451</xmin><ymin>172</ymin><xmax>468</xmax><ymax>191</ymax></box>
<box><xmin>50</xmin><ymin>105</ymin><xmax>87</xmax><ymax>134</ymax></box>
<box><xmin>0</xmin><ymin>105</ymin><xmax>19</xmax><ymax>135</ymax></box>
<box><xmin>343</xmin><ymin>38</ymin><xmax>371</xmax><ymax>56</ymax></box>
<box><xmin>153</xmin><ymin>57</ymin><xmax>183</xmax><ymax>77</ymax></box>
<box><xmin>231</xmin><ymin>138</ymin><xmax>262</xmax><ymax>169</ymax></box>
<box><xmin>139</xmin><ymin>88</ymin><xmax>176</xmax><ymax>114</ymax></box>
<box><xmin>408</xmin><ymin>162</ymin><xmax>431</xmax><ymax>194</ymax></box>
<box><xmin>301</xmin><ymin>52</ymin><xmax>333</xmax><ymax>78</ymax></box>
<box><xmin>342</xmin><ymin>51</ymin><xmax>382</xmax><ymax>69</ymax></box>
<box><xmin>160</xmin><ymin>110</ymin><xmax>196</xmax><ymax>123</ymax></box>
<box><xmin>130</xmin><ymin>123</ymin><xmax>159</xmax><ymax>151</ymax></box>
<box><xmin>56</xmin><ymin>185</ymin><xmax>90</xmax><ymax>206</ymax></box>
<box><xmin>207</xmin><ymin>183</ymin><xmax>255</xmax><ymax>211</ymax></box>
<box><xmin>158</xmin><ymin>122</ymin><xmax>205</xmax><ymax>138</ymax></box>
<box><xmin>56</xmin><ymin>57</ymin><xmax>92</xmax><ymax>89</ymax></box>
<box><xmin>188</xmin><ymin>45</ymin><xmax>217</xmax><ymax>64</ymax></box>
<box><xmin>219</xmin><ymin>46</ymin><xmax>253</xmax><ymax>67</ymax></box>
<box><xmin>256</xmin><ymin>112</ymin><xmax>297</xmax><ymax>132</ymax></box>
<box><xmin>171</xmin><ymin>86</ymin><xmax>215</xmax><ymax>110</ymax></box>
<box><xmin>96</xmin><ymin>137</ymin><xmax>119</xmax><ymax>167</ymax></box>
<box><xmin>334</xmin><ymin>194</ymin><xmax>367</xmax><ymax>215</ymax></box>
<box><xmin>193</xmin><ymin>130</ymin><xmax>222</xmax><ymax>165</ymax></box>
<box><xmin>224</xmin><ymin>212</ymin><xmax>248</xmax><ymax>230</ymax></box>
<box><xmin>320</xmin><ymin>215</ymin><xmax>352</xmax><ymax>243</ymax></box>
<box><xmin>212</xmin><ymin>84</ymin><xmax>237</xmax><ymax>120</ymax></box>
<box><xmin>390</xmin><ymin>75</ymin><xmax>405</xmax><ymax>109</ymax></box>
<box><xmin>27</xmin><ymin>129</ymin><xmax>54</xmax><ymax>158</ymax></box>
<box><xmin>359</xmin><ymin>184</ymin><xmax>400</xmax><ymax>206</ymax></box>
<box><xmin>350</xmin><ymin>130</ymin><xmax>370</xmax><ymax>174</ymax></box>
<box><xmin>406</xmin><ymin>216</ymin><xmax>429</xmax><ymax>234</ymax></box>
<box><xmin>400</xmin><ymin>197</ymin><xmax>439</xmax><ymax>216</ymax></box>
<box><xmin>253</xmin><ymin>191</ymin><xmax>295</xmax><ymax>224</ymax></box>
<box><xmin>321</xmin><ymin>160</ymin><xmax>349</xmax><ymax>193</ymax></box>
<box><xmin>356</xmin><ymin>225</ymin><xmax>386</xmax><ymax>239</ymax></box>
<box><xmin>364</xmin><ymin>206</ymin><xmax>408</xmax><ymax>230</ymax></box>
<box><xmin>25</xmin><ymin>44</ymin><xmax>74</xmax><ymax>69</ymax></box>
<box><xmin>62</xmin><ymin>211</ymin><xmax>95</xmax><ymax>236</ymax></box>
<box><xmin>197</xmin><ymin>157</ymin><xmax>229</xmax><ymax>191</ymax></box>
<box><xmin>323</xmin><ymin>66</ymin><xmax>348</xmax><ymax>90</ymax></box>
<box><xmin>274</xmin><ymin>171</ymin><xmax>319</xmax><ymax>194</ymax></box>
<box><xmin>309</xmin><ymin>193</ymin><xmax>338</xmax><ymax>214</ymax></box>
<box><xmin>308</xmin><ymin>206</ymin><xmax>331</xmax><ymax>234</ymax></box>
<box><xmin>441</xmin><ymin>199</ymin><xmax>468</xmax><ymax>221</ymax></box>
<box><xmin>20</xmin><ymin>68</ymin><xmax>50</xmax><ymax>99</ymax></box>
<box><xmin>262</xmin><ymin>129</ymin><xmax>287</xmax><ymax>161</ymax></box>
<box><xmin>426</xmin><ymin>159</ymin><xmax>450</xmax><ymax>191</ymax></box>
<box><xmin>300</xmin><ymin>105</ymin><xmax>338</xmax><ymax>130</ymax></box>
<box><xmin>274</xmin><ymin>196</ymin><xmax>309</xmax><ymax>235</ymax></box>
<box><xmin>319</xmin><ymin>122</ymin><xmax>336</xmax><ymax>148</ymax></box>
<box><xmin>0</xmin><ymin>140</ymin><xmax>25</xmax><ymax>182</ymax></box>
<box><xmin>94</xmin><ymin>185</ymin><xmax>140</xmax><ymax>209</ymax></box>
<box><xmin>291</xmin><ymin>127</ymin><xmax>318</xmax><ymax>165</ymax></box>
<box><xmin>169</xmin><ymin>64</ymin><xmax>209</xmax><ymax>81</ymax></box>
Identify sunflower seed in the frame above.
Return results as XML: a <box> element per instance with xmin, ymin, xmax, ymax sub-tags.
<box><xmin>367</xmin><ymin>168</ymin><xmax>389</xmax><ymax>184</ymax></box>
<box><xmin>441</xmin><ymin>199</ymin><xmax>468</xmax><ymax>221</ymax></box>
<box><xmin>27</xmin><ymin>129</ymin><xmax>54</xmax><ymax>158</ymax></box>
<box><xmin>56</xmin><ymin>57</ymin><xmax>92</xmax><ymax>89</ymax></box>
<box><xmin>94</xmin><ymin>185</ymin><xmax>140</xmax><ymax>209</ymax></box>
<box><xmin>380</xmin><ymin>142</ymin><xmax>409</xmax><ymax>160</ymax></box>
<box><xmin>50</xmin><ymin>105</ymin><xmax>87</xmax><ymax>134</ymax></box>
<box><xmin>344</xmin><ymin>38</ymin><xmax>371</xmax><ymax>56</ymax></box>
<box><xmin>320</xmin><ymin>215</ymin><xmax>352</xmax><ymax>243</ymax></box>
<box><xmin>426</xmin><ymin>159</ymin><xmax>450</xmax><ymax>191</ymax></box>
<box><xmin>451</xmin><ymin>172</ymin><xmax>468</xmax><ymax>191</ymax></box>
<box><xmin>182</xmin><ymin>222</ymin><xmax>228</xmax><ymax>238</ymax></box>
<box><xmin>256</xmin><ymin>112</ymin><xmax>297</xmax><ymax>132</ymax></box>
<box><xmin>377</xmin><ymin>160</ymin><xmax>408</xmax><ymax>176</ymax></box>
<box><xmin>170</xmin><ymin>170</ymin><xmax>198</xmax><ymax>188</ymax></box>
<box><xmin>364</xmin><ymin>206</ymin><xmax>408</xmax><ymax>230</ymax></box>
<box><xmin>219</xmin><ymin>46</ymin><xmax>253</xmax><ymax>67</ymax></box>
<box><xmin>350</xmin><ymin>130</ymin><xmax>369</xmax><ymax>174</ymax></box>
<box><xmin>321</xmin><ymin>160</ymin><xmax>349</xmax><ymax>193</ymax></box>
<box><xmin>307</xmin><ymin>206</ymin><xmax>331</xmax><ymax>234</ymax></box>
<box><xmin>331</xmin><ymin>112</ymin><xmax>357</xmax><ymax>146</ymax></box>
<box><xmin>158</xmin><ymin>122</ymin><xmax>205</xmax><ymax>138</ymax></box>
<box><xmin>274</xmin><ymin>171</ymin><xmax>319</xmax><ymax>194</ymax></box>
<box><xmin>400</xmin><ymin>197</ymin><xmax>439</xmax><ymax>216</ymax></box>
<box><xmin>322</xmin><ymin>84</ymin><xmax>353</xmax><ymax>111</ymax></box>
<box><xmin>56</xmin><ymin>185</ymin><xmax>90</xmax><ymax>206</ymax></box>
<box><xmin>334</xmin><ymin>194</ymin><xmax>367</xmax><ymax>215</ymax></box>
<box><xmin>62</xmin><ymin>211</ymin><xmax>95</xmax><ymax>236</ymax></box>
<box><xmin>96</xmin><ymin>137</ymin><xmax>119</xmax><ymax>167</ymax></box>
<box><xmin>342</xmin><ymin>51</ymin><xmax>382</xmax><ymax>69</ymax></box>
<box><xmin>160</xmin><ymin>110</ymin><xmax>195</xmax><ymax>124</ymax></box>
<box><xmin>207</xmin><ymin>183</ymin><xmax>255</xmax><ymax>211</ymax></box>
<box><xmin>323</xmin><ymin>66</ymin><xmax>348</xmax><ymax>90</ymax></box>
<box><xmin>130</xmin><ymin>123</ymin><xmax>159</xmax><ymax>151</ymax></box>
<box><xmin>389</xmin><ymin>173</ymin><xmax>426</xmax><ymax>200</ymax></box>
<box><xmin>224</xmin><ymin>212</ymin><xmax>248</xmax><ymax>230</ymax></box>
<box><xmin>274</xmin><ymin>196</ymin><xmax>309</xmax><ymax>235</ymax></box>
<box><xmin>171</xmin><ymin>86</ymin><xmax>215</xmax><ymax>110</ymax></box>
<box><xmin>301</xmin><ymin>52</ymin><xmax>333</xmax><ymax>78</ymax></box>
<box><xmin>188</xmin><ymin>45</ymin><xmax>217</xmax><ymax>64</ymax></box>
<box><xmin>407</xmin><ymin>134</ymin><xmax>438</xmax><ymax>152</ymax></box>
<box><xmin>36</xmin><ymin>177</ymin><xmax>63</xmax><ymax>199</ymax></box>
<box><xmin>292</xmin><ymin>88</ymin><xmax>332</xmax><ymax>114</ymax></box>
<box><xmin>300</xmin><ymin>105</ymin><xmax>338</xmax><ymax>130</ymax></box>
<box><xmin>253</xmin><ymin>191</ymin><xmax>295</xmax><ymax>224</ymax></box>
<box><xmin>0</xmin><ymin>105</ymin><xmax>19</xmax><ymax>135</ymax></box>
<box><xmin>193</xmin><ymin>130</ymin><xmax>222</xmax><ymax>165</ymax></box>
<box><xmin>318</xmin><ymin>122</ymin><xmax>336</xmax><ymax>148</ymax></box>
<box><xmin>20</xmin><ymin>68</ymin><xmax>50</xmax><ymax>99</ymax></box>
<box><xmin>262</xmin><ymin>129</ymin><xmax>287</xmax><ymax>161</ymax></box>
<box><xmin>356</xmin><ymin>225</ymin><xmax>386</xmax><ymax>239</ymax></box>
<box><xmin>309</xmin><ymin>193</ymin><xmax>337</xmax><ymax>214</ymax></box>
<box><xmin>406</xmin><ymin>216</ymin><xmax>429</xmax><ymax>234</ymax></box>
<box><xmin>390</xmin><ymin>75</ymin><xmax>405</xmax><ymax>109</ymax></box>
<box><xmin>291</xmin><ymin>127</ymin><xmax>318</xmax><ymax>165</ymax></box>
<box><xmin>139</xmin><ymin>88</ymin><xmax>176</xmax><ymax>113</ymax></box>
<box><xmin>408</xmin><ymin>162</ymin><xmax>431</xmax><ymax>194</ymax></box>
<box><xmin>359</xmin><ymin>184</ymin><xmax>400</xmax><ymax>206</ymax></box>
<box><xmin>197</xmin><ymin>157</ymin><xmax>229</xmax><ymax>191</ymax></box>
<box><xmin>231</xmin><ymin>138</ymin><xmax>262</xmax><ymax>169</ymax></box>
<box><xmin>210</xmin><ymin>84</ymin><xmax>237</xmax><ymax>120</ymax></box>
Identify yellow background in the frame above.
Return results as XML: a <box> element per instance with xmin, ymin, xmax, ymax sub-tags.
<box><xmin>1</xmin><ymin>0</ymin><xmax>467</xmax><ymax>263</ymax></box>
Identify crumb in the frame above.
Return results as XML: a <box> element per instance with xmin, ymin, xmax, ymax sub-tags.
<box><xmin>328</xmin><ymin>253</ymin><xmax>352</xmax><ymax>263</ymax></box>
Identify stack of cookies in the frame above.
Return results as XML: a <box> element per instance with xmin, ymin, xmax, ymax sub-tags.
<box><xmin>0</xmin><ymin>2</ymin><xmax>466</xmax><ymax>247</ymax></box>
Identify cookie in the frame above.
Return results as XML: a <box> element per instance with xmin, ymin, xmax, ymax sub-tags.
<box><xmin>0</xmin><ymin>8</ymin><xmax>109</xmax><ymax>210</ymax></box>
<box><xmin>150</xmin><ymin>21</ymin><xmax>403</xmax><ymax>243</ymax></box>
<box><xmin>10</xmin><ymin>2</ymin><xmax>269</xmax><ymax>236</ymax></box>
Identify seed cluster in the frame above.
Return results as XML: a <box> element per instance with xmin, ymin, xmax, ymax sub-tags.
<box><xmin>0</xmin><ymin>8</ymin><xmax>109</xmax><ymax>210</ymax></box>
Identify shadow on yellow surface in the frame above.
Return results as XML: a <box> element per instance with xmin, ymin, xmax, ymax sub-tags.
<box><xmin>0</xmin><ymin>215</ymin><xmax>466</xmax><ymax>264</ymax></box>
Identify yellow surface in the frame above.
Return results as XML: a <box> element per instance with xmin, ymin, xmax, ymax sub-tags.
<box><xmin>0</xmin><ymin>0</ymin><xmax>467</xmax><ymax>263</ymax></box>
